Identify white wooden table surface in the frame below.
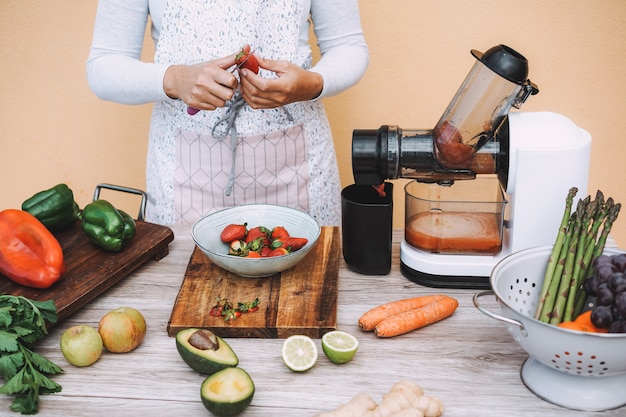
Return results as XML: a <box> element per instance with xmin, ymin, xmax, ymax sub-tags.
<box><xmin>1</xmin><ymin>226</ymin><xmax>622</xmax><ymax>417</ymax></box>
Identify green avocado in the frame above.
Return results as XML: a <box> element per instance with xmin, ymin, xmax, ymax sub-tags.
<box><xmin>201</xmin><ymin>367</ymin><xmax>255</xmax><ymax>416</ymax></box>
<box><xmin>175</xmin><ymin>328</ymin><xmax>239</xmax><ymax>375</ymax></box>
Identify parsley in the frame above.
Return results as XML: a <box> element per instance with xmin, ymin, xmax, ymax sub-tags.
<box><xmin>0</xmin><ymin>295</ymin><xmax>63</xmax><ymax>415</ymax></box>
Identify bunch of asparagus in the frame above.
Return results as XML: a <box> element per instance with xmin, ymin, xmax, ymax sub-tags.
<box><xmin>535</xmin><ymin>187</ymin><xmax>621</xmax><ymax>324</ymax></box>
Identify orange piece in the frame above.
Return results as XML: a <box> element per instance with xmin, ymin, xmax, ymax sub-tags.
<box><xmin>574</xmin><ymin>310</ymin><xmax>608</xmax><ymax>333</ymax></box>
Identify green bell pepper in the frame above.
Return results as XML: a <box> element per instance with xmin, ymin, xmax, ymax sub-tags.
<box><xmin>21</xmin><ymin>183</ymin><xmax>80</xmax><ymax>232</ymax></box>
<box><xmin>80</xmin><ymin>199</ymin><xmax>136</xmax><ymax>252</ymax></box>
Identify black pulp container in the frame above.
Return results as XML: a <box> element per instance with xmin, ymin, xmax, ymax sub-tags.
<box><xmin>341</xmin><ymin>183</ymin><xmax>393</xmax><ymax>275</ymax></box>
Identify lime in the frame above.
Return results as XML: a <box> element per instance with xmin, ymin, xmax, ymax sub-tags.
<box><xmin>321</xmin><ymin>330</ymin><xmax>359</xmax><ymax>364</ymax></box>
<box><xmin>281</xmin><ymin>335</ymin><xmax>318</xmax><ymax>372</ymax></box>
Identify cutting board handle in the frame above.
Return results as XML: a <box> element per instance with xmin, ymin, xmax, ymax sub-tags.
<box><xmin>93</xmin><ymin>183</ymin><xmax>148</xmax><ymax>221</ymax></box>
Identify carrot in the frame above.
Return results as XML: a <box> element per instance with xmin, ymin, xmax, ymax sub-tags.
<box><xmin>373</xmin><ymin>296</ymin><xmax>459</xmax><ymax>338</ymax></box>
<box><xmin>561</xmin><ymin>310</ymin><xmax>608</xmax><ymax>333</ymax></box>
<box><xmin>358</xmin><ymin>294</ymin><xmax>452</xmax><ymax>331</ymax></box>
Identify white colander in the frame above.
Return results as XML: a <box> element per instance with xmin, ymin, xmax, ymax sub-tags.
<box><xmin>473</xmin><ymin>245</ymin><xmax>626</xmax><ymax>412</ymax></box>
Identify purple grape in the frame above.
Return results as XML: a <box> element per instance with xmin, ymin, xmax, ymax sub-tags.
<box><xmin>594</xmin><ymin>254</ymin><xmax>613</xmax><ymax>266</ymax></box>
<box><xmin>595</xmin><ymin>263</ymin><xmax>617</xmax><ymax>283</ymax></box>
<box><xmin>609</xmin><ymin>272</ymin><xmax>626</xmax><ymax>293</ymax></box>
<box><xmin>584</xmin><ymin>277</ymin><xmax>598</xmax><ymax>296</ymax></box>
<box><xmin>591</xmin><ymin>305</ymin><xmax>613</xmax><ymax>328</ymax></box>
<box><xmin>608</xmin><ymin>319</ymin><xmax>626</xmax><ymax>333</ymax></box>
<box><xmin>611</xmin><ymin>304</ymin><xmax>624</xmax><ymax>321</ymax></box>
<box><xmin>615</xmin><ymin>291</ymin><xmax>626</xmax><ymax>317</ymax></box>
<box><xmin>596</xmin><ymin>282</ymin><xmax>615</xmax><ymax>306</ymax></box>
<box><xmin>612</xmin><ymin>253</ymin><xmax>626</xmax><ymax>272</ymax></box>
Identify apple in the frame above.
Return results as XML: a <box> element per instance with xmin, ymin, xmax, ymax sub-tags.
<box><xmin>60</xmin><ymin>325</ymin><xmax>103</xmax><ymax>367</ymax></box>
<box><xmin>98</xmin><ymin>307</ymin><xmax>147</xmax><ymax>353</ymax></box>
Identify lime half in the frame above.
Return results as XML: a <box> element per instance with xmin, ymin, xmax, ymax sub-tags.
<box><xmin>281</xmin><ymin>335</ymin><xmax>318</xmax><ymax>372</ymax></box>
<box><xmin>321</xmin><ymin>330</ymin><xmax>359</xmax><ymax>364</ymax></box>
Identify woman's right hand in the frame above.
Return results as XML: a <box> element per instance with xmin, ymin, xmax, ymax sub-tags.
<box><xmin>163</xmin><ymin>54</ymin><xmax>239</xmax><ymax>111</ymax></box>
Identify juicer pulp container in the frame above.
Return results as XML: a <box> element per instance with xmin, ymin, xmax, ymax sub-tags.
<box><xmin>404</xmin><ymin>176</ymin><xmax>507</xmax><ymax>255</ymax></box>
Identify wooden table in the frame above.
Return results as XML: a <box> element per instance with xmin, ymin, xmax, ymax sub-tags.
<box><xmin>1</xmin><ymin>226</ymin><xmax>622</xmax><ymax>417</ymax></box>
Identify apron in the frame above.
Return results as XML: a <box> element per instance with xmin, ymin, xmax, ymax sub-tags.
<box><xmin>145</xmin><ymin>0</ymin><xmax>342</xmax><ymax>226</ymax></box>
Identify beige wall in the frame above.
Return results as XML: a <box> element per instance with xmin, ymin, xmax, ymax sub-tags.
<box><xmin>2</xmin><ymin>1</ymin><xmax>626</xmax><ymax>247</ymax></box>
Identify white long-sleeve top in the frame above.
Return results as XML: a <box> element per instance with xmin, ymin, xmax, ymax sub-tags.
<box><xmin>86</xmin><ymin>0</ymin><xmax>369</xmax><ymax>105</ymax></box>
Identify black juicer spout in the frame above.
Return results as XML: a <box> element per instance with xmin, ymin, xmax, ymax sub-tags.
<box><xmin>352</xmin><ymin>126</ymin><xmax>477</xmax><ymax>185</ymax></box>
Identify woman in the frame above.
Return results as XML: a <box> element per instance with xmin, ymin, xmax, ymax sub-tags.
<box><xmin>87</xmin><ymin>0</ymin><xmax>369</xmax><ymax>226</ymax></box>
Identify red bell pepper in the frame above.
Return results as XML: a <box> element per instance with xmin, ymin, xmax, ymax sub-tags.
<box><xmin>0</xmin><ymin>209</ymin><xmax>66</xmax><ymax>288</ymax></box>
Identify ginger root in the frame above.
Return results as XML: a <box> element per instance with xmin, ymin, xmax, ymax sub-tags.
<box><xmin>313</xmin><ymin>381</ymin><xmax>444</xmax><ymax>417</ymax></box>
<box><xmin>314</xmin><ymin>393</ymin><xmax>377</xmax><ymax>417</ymax></box>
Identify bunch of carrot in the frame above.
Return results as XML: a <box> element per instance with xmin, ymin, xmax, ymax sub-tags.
<box><xmin>358</xmin><ymin>294</ymin><xmax>458</xmax><ymax>338</ymax></box>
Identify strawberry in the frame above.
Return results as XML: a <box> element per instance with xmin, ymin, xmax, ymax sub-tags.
<box><xmin>246</xmin><ymin>226</ymin><xmax>270</xmax><ymax>246</ymax></box>
<box><xmin>228</xmin><ymin>240</ymin><xmax>248</xmax><ymax>256</ymax></box>
<box><xmin>260</xmin><ymin>246</ymin><xmax>272</xmax><ymax>257</ymax></box>
<box><xmin>271</xmin><ymin>226</ymin><xmax>290</xmax><ymax>240</ymax></box>
<box><xmin>235</xmin><ymin>48</ymin><xmax>259</xmax><ymax>74</ymax></box>
<box><xmin>272</xmin><ymin>237</ymin><xmax>308</xmax><ymax>252</ymax></box>
<box><xmin>268</xmin><ymin>247</ymin><xmax>290</xmax><ymax>257</ymax></box>
<box><xmin>221</xmin><ymin>223</ymin><xmax>247</xmax><ymax>243</ymax></box>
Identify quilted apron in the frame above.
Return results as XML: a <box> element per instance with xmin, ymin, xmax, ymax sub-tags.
<box><xmin>145</xmin><ymin>0</ymin><xmax>342</xmax><ymax>226</ymax></box>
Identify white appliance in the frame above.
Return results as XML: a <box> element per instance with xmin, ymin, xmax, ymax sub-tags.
<box><xmin>351</xmin><ymin>45</ymin><xmax>592</xmax><ymax>288</ymax></box>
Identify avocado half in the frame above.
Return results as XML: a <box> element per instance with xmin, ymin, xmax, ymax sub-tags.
<box><xmin>175</xmin><ymin>328</ymin><xmax>239</xmax><ymax>374</ymax></box>
<box><xmin>201</xmin><ymin>367</ymin><xmax>255</xmax><ymax>416</ymax></box>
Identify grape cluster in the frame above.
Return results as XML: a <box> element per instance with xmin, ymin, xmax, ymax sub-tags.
<box><xmin>584</xmin><ymin>253</ymin><xmax>626</xmax><ymax>333</ymax></box>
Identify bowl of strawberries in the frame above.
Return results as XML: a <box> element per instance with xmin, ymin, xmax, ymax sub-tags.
<box><xmin>192</xmin><ymin>204</ymin><xmax>321</xmax><ymax>278</ymax></box>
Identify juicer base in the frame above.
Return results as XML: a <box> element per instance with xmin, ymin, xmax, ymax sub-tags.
<box><xmin>521</xmin><ymin>356</ymin><xmax>626</xmax><ymax>411</ymax></box>
<box><xmin>400</xmin><ymin>261</ymin><xmax>490</xmax><ymax>289</ymax></box>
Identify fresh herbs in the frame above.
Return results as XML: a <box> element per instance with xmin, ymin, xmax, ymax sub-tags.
<box><xmin>0</xmin><ymin>295</ymin><xmax>63</xmax><ymax>415</ymax></box>
<box><xmin>209</xmin><ymin>297</ymin><xmax>260</xmax><ymax>322</ymax></box>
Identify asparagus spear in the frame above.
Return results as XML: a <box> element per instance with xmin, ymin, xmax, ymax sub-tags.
<box><xmin>534</xmin><ymin>187</ymin><xmax>577</xmax><ymax>320</ymax></box>
<box><xmin>562</xmin><ymin>197</ymin><xmax>595</xmax><ymax>322</ymax></box>
<box><xmin>537</xmin><ymin>217</ymin><xmax>574</xmax><ymax>322</ymax></box>
<box><xmin>593</xmin><ymin>201</ymin><xmax>621</xmax><ymax>260</ymax></box>
<box><xmin>549</xmin><ymin>200</ymin><xmax>585</xmax><ymax>325</ymax></box>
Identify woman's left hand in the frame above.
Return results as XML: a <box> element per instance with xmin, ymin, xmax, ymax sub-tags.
<box><xmin>238</xmin><ymin>55</ymin><xmax>323</xmax><ymax>109</ymax></box>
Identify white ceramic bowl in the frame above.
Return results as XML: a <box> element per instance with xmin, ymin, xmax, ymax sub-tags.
<box><xmin>192</xmin><ymin>204</ymin><xmax>321</xmax><ymax>278</ymax></box>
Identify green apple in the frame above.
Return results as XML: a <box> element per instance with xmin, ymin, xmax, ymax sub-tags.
<box><xmin>60</xmin><ymin>325</ymin><xmax>103</xmax><ymax>367</ymax></box>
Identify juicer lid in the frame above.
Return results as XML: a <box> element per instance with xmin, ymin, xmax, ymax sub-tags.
<box><xmin>471</xmin><ymin>45</ymin><xmax>530</xmax><ymax>85</ymax></box>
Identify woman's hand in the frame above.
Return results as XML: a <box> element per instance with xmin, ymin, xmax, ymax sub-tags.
<box><xmin>239</xmin><ymin>55</ymin><xmax>323</xmax><ymax>109</ymax></box>
<box><xmin>163</xmin><ymin>54</ymin><xmax>239</xmax><ymax>110</ymax></box>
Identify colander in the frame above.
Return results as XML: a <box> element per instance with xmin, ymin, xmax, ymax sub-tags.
<box><xmin>473</xmin><ymin>245</ymin><xmax>626</xmax><ymax>412</ymax></box>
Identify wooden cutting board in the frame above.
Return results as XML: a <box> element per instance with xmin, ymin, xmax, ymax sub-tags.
<box><xmin>0</xmin><ymin>221</ymin><xmax>174</xmax><ymax>323</ymax></box>
<box><xmin>167</xmin><ymin>226</ymin><xmax>340</xmax><ymax>339</ymax></box>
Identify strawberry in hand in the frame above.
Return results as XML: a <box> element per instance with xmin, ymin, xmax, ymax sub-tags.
<box><xmin>235</xmin><ymin>46</ymin><xmax>259</xmax><ymax>74</ymax></box>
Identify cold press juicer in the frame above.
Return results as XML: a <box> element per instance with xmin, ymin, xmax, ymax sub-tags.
<box><xmin>352</xmin><ymin>45</ymin><xmax>592</xmax><ymax>289</ymax></box>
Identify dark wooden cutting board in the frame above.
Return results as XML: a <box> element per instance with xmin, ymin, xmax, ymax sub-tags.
<box><xmin>0</xmin><ymin>221</ymin><xmax>174</xmax><ymax>323</ymax></box>
<box><xmin>167</xmin><ymin>226</ymin><xmax>340</xmax><ymax>339</ymax></box>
